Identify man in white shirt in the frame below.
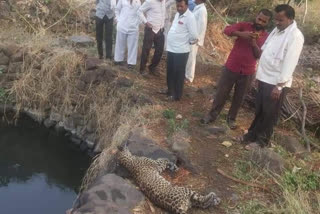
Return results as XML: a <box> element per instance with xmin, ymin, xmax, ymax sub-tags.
<box><xmin>138</xmin><ymin>0</ymin><xmax>174</xmax><ymax>75</ymax></box>
<box><xmin>241</xmin><ymin>4</ymin><xmax>304</xmax><ymax>149</ymax></box>
<box><xmin>95</xmin><ymin>0</ymin><xmax>116</xmax><ymax>59</ymax></box>
<box><xmin>185</xmin><ymin>0</ymin><xmax>207</xmax><ymax>83</ymax></box>
<box><xmin>114</xmin><ymin>0</ymin><xmax>141</xmax><ymax>69</ymax></box>
<box><xmin>165</xmin><ymin>0</ymin><xmax>198</xmax><ymax>101</ymax></box>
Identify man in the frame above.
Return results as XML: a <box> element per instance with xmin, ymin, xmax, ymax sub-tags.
<box><xmin>95</xmin><ymin>0</ymin><xmax>116</xmax><ymax>59</ymax></box>
<box><xmin>240</xmin><ymin>4</ymin><xmax>304</xmax><ymax>149</ymax></box>
<box><xmin>114</xmin><ymin>0</ymin><xmax>141</xmax><ymax>69</ymax></box>
<box><xmin>138</xmin><ymin>0</ymin><xmax>173</xmax><ymax>75</ymax></box>
<box><xmin>188</xmin><ymin>0</ymin><xmax>196</xmax><ymax>11</ymax></box>
<box><xmin>185</xmin><ymin>0</ymin><xmax>207</xmax><ymax>83</ymax></box>
<box><xmin>166</xmin><ymin>0</ymin><xmax>198</xmax><ymax>101</ymax></box>
<box><xmin>201</xmin><ymin>9</ymin><xmax>272</xmax><ymax>129</ymax></box>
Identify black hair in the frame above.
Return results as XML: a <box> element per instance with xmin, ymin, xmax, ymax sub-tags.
<box><xmin>259</xmin><ymin>8</ymin><xmax>273</xmax><ymax>19</ymax></box>
<box><xmin>275</xmin><ymin>4</ymin><xmax>295</xmax><ymax>19</ymax></box>
<box><xmin>176</xmin><ymin>0</ymin><xmax>188</xmax><ymax>5</ymax></box>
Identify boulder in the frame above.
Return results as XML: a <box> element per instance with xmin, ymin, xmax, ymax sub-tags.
<box><xmin>249</xmin><ymin>147</ymin><xmax>286</xmax><ymax>174</ymax></box>
<box><xmin>70</xmin><ymin>174</ymin><xmax>144</xmax><ymax>214</ymax></box>
<box><xmin>277</xmin><ymin>135</ymin><xmax>307</xmax><ymax>154</ymax></box>
<box><xmin>167</xmin><ymin>130</ymin><xmax>191</xmax><ymax>154</ymax></box>
<box><xmin>69</xmin><ymin>35</ymin><xmax>95</xmax><ymax>47</ymax></box>
<box><xmin>116</xmin><ymin>77</ymin><xmax>134</xmax><ymax>88</ymax></box>
<box><xmin>8</xmin><ymin>62</ymin><xmax>23</xmax><ymax>73</ymax></box>
<box><xmin>80</xmin><ymin>66</ymin><xmax>117</xmax><ymax>84</ymax></box>
<box><xmin>85</xmin><ymin>57</ymin><xmax>102</xmax><ymax>70</ymax></box>
<box><xmin>0</xmin><ymin>52</ymin><xmax>9</xmax><ymax>65</ymax></box>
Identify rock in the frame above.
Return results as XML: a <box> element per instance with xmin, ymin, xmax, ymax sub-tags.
<box><xmin>76</xmin><ymin>80</ymin><xmax>86</xmax><ymax>91</ymax></box>
<box><xmin>85</xmin><ymin>57</ymin><xmax>102</xmax><ymax>70</ymax></box>
<box><xmin>167</xmin><ymin>130</ymin><xmax>191</xmax><ymax>153</ymax></box>
<box><xmin>0</xmin><ymin>44</ymin><xmax>19</xmax><ymax>57</ymax></box>
<box><xmin>0</xmin><ymin>1</ymin><xmax>10</xmax><ymax>19</ymax></box>
<box><xmin>249</xmin><ymin>147</ymin><xmax>286</xmax><ymax>174</ymax></box>
<box><xmin>69</xmin><ymin>35</ymin><xmax>94</xmax><ymax>47</ymax></box>
<box><xmin>130</xmin><ymin>93</ymin><xmax>153</xmax><ymax>106</ymax></box>
<box><xmin>50</xmin><ymin>112</ymin><xmax>62</xmax><ymax>122</ymax></box>
<box><xmin>54</xmin><ymin>121</ymin><xmax>66</xmax><ymax>135</ymax></box>
<box><xmin>0</xmin><ymin>65</ymin><xmax>8</xmax><ymax>73</ymax></box>
<box><xmin>71</xmin><ymin>136</ymin><xmax>82</xmax><ymax>146</ymax></box>
<box><xmin>306</xmin><ymin>67</ymin><xmax>313</xmax><ymax>72</ymax></box>
<box><xmin>126</xmin><ymin>127</ymin><xmax>177</xmax><ymax>163</ymax></box>
<box><xmin>176</xmin><ymin>114</ymin><xmax>183</xmax><ymax>120</ymax></box>
<box><xmin>64</xmin><ymin>114</ymin><xmax>84</xmax><ymax>131</ymax></box>
<box><xmin>86</xmin><ymin>140</ymin><xmax>95</xmax><ymax>149</ymax></box>
<box><xmin>85</xmin><ymin>133</ymin><xmax>97</xmax><ymax>149</ymax></box>
<box><xmin>71</xmin><ymin>174</ymin><xmax>144</xmax><ymax>214</ymax></box>
<box><xmin>80</xmin><ymin>141</ymin><xmax>88</xmax><ymax>151</ymax></box>
<box><xmin>10</xmin><ymin>50</ymin><xmax>25</xmax><ymax>62</ymax></box>
<box><xmin>206</xmin><ymin>126</ymin><xmax>227</xmax><ymax>135</ymax></box>
<box><xmin>80</xmin><ymin>67</ymin><xmax>117</xmax><ymax>84</ymax></box>
<box><xmin>116</xmin><ymin>77</ymin><xmax>134</xmax><ymax>88</ymax></box>
<box><xmin>0</xmin><ymin>52</ymin><xmax>9</xmax><ymax>65</ymax></box>
<box><xmin>8</xmin><ymin>62</ymin><xmax>23</xmax><ymax>73</ymax></box>
<box><xmin>221</xmin><ymin>141</ymin><xmax>232</xmax><ymax>147</ymax></box>
<box><xmin>277</xmin><ymin>135</ymin><xmax>307</xmax><ymax>154</ymax></box>
<box><xmin>23</xmin><ymin>109</ymin><xmax>44</xmax><ymax>123</ymax></box>
<box><xmin>43</xmin><ymin>118</ymin><xmax>56</xmax><ymax>128</ymax></box>
<box><xmin>86</xmin><ymin>119</ymin><xmax>97</xmax><ymax>133</ymax></box>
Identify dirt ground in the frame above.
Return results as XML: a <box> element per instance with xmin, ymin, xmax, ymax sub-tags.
<box><xmin>117</xmin><ymin>52</ymin><xmax>271</xmax><ymax>214</ymax></box>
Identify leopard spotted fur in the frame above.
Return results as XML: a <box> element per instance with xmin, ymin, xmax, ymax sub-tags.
<box><xmin>117</xmin><ymin>144</ymin><xmax>221</xmax><ymax>214</ymax></box>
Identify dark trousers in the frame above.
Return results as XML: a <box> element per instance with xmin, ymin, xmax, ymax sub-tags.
<box><xmin>96</xmin><ymin>15</ymin><xmax>113</xmax><ymax>59</ymax></box>
<box><xmin>244</xmin><ymin>80</ymin><xmax>287</xmax><ymax>146</ymax></box>
<box><xmin>140</xmin><ymin>26</ymin><xmax>164</xmax><ymax>72</ymax></box>
<box><xmin>166</xmin><ymin>51</ymin><xmax>189</xmax><ymax>101</ymax></box>
<box><xmin>209</xmin><ymin>67</ymin><xmax>253</xmax><ymax>121</ymax></box>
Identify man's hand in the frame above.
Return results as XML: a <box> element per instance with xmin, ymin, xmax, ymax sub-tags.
<box><xmin>189</xmin><ymin>39</ymin><xmax>198</xmax><ymax>45</ymax></box>
<box><xmin>250</xmin><ymin>38</ymin><xmax>257</xmax><ymax>47</ymax></box>
<box><xmin>233</xmin><ymin>31</ymin><xmax>255</xmax><ymax>40</ymax></box>
<box><xmin>145</xmin><ymin>22</ymin><xmax>153</xmax><ymax>28</ymax></box>
<box><xmin>271</xmin><ymin>87</ymin><xmax>282</xmax><ymax>100</ymax></box>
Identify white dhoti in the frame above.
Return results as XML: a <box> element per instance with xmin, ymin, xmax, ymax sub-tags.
<box><xmin>185</xmin><ymin>44</ymin><xmax>199</xmax><ymax>82</ymax></box>
<box><xmin>114</xmin><ymin>30</ymin><xmax>139</xmax><ymax>65</ymax></box>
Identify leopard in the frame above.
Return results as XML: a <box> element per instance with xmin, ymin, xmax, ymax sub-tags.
<box><xmin>116</xmin><ymin>143</ymin><xmax>221</xmax><ymax>214</ymax></box>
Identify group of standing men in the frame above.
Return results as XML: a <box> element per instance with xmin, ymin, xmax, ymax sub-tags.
<box><xmin>95</xmin><ymin>1</ymin><xmax>305</xmax><ymax>150</ymax></box>
<box><xmin>95</xmin><ymin>0</ymin><xmax>208</xmax><ymax>101</ymax></box>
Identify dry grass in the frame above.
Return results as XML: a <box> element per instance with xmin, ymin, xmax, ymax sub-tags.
<box><xmin>6</xmin><ymin>32</ymin><xmax>157</xmax><ymax>191</ymax></box>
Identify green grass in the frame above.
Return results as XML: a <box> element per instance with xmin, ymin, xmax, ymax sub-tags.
<box><xmin>163</xmin><ymin>109</ymin><xmax>189</xmax><ymax>135</ymax></box>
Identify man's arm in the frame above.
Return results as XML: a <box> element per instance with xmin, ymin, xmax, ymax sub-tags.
<box><xmin>196</xmin><ymin>9</ymin><xmax>207</xmax><ymax>46</ymax></box>
<box><xmin>251</xmin><ymin>39</ymin><xmax>262</xmax><ymax>58</ymax></box>
<box><xmin>115</xmin><ymin>0</ymin><xmax>122</xmax><ymax>22</ymax></box>
<box><xmin>224</xmin><ymin>22</ymin><xmax>254</xmax><ymax>40</ymax></box>
<box><xmin>277</xmin><ymin>33</ymin><xmax>304</xmax><ymax>86</ymax></box>
<box><xmin>270</xmin><ymin>32</ymin><xmax>304</xmax><ymax>100</ymax></box>
<box><xmin>137</xmin><ymin>0</ymin><xmax>152</xmax><ymax>27</ymax></box>
<box><xmin>187</xmin><ymin>15</ymin><xmax>199</xmax><ymax>44</ymax></box>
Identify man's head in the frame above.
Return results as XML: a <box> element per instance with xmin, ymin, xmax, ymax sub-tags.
<box><xmin>194</xmin><ymin>0</ymin><xmax>205</xmax><ymax>5</ymax></box>
<box><xmin>274</xmin><ymin>4</ymin><xmax>295</xmax><ymax>31</ymax></box>
<box><xmin>176</xmin><ymin>0</ymin><xmax>188</xmax><ymax>15</ymax></box>
<box><xmin>253</xmin><ymin>9</ymin><xmax>272</xmax><ymax>31</ymax></box>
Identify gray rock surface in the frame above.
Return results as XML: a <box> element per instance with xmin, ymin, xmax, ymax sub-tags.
<box><xmin>69</xmin><ymin>35</ymin><xmax>94</xmax><ymax>47</ymax></box>
<box><xmin>249</xmin><ymin>147</ymin><xmax>286</xmax><ymax>174</ymax></box>
<box><xmin>277</xmin><ymin>135</ymin><xmax>307</xmax><ymax>154</ymax></box>
<box><xmin>0</xmin><ymin>52</ymin><xmax>9</xmax><ymax>65</ymax></box>
<box><xmin>70</xmin><ymin>174</ymin><xmax>144</xmax><ymax>214</ymax></box>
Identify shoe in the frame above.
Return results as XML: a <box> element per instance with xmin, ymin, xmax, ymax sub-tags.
<box><xmin>114</xmin><ymin>61</ymin><xmax>124</xmax><ymax>66</ymax></box>
<box><xmin>166</xmin><ymin>96</ymin><xmax>176</xmax><ymax>102</ymax></box>
<box><xmin>127</xmin><ymin>64</ymin><xmax>135</xmax><ymax>70</ymax></box>
<box><xmin>227</xmin><ymin>118</ymin><xmax>237</xmax><ymax>130</ymax></box>
<box><xmin>149</xmin><ymin>67</ymin><xmax>160</xmax><ymax>76</ymax></box>
<box><xmin>200</xmin><ymin>114</ymin><xmax>215</xmax><ymax>124</ymax></box>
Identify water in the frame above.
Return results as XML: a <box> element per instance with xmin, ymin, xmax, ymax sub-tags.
<box><xmin>0</xmin><ymin>115</ymin><xmax>91</xmax><ymax>214</ymax></box>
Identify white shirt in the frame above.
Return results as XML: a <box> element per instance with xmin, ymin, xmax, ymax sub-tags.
<box><xmin>137</xmin><ymin>0</ymin><xmax>166</xmax><ymax>33</ymax></box>
<box><xmin>116</xmin><ymin>0</ymin><xmax>141</xmax><ymax>34</ymax></box>
<box><xmin>192</xmin><ymin>3</ymin><xmax>207</xmax><ymax>46</ymax></box>
<box><xmin>256</xmin><ymin>24</ymin><xmax>304</xmax><ymax>88</ymax></box>
<box><xmin>166</xmin><ymin>9</ymin><xmax>198</xmax><ymax>53</ymax></box>
<box><xmin>96</xmin><ymin>0</ymin><xmax>116</xmax><ymax>19</ymax></box>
